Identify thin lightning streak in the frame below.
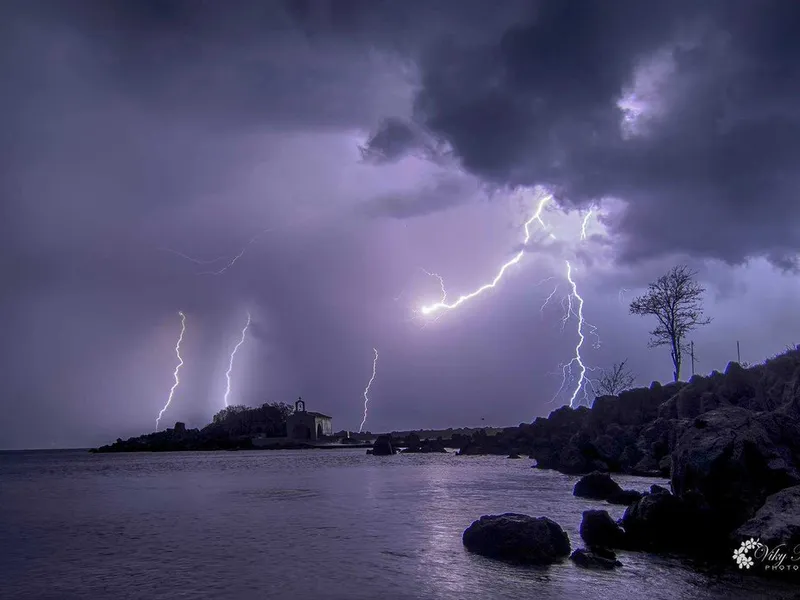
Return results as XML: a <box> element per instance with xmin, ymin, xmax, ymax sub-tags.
<box><xmin>359</xmin><ymin>348</ymin><xmax>379</xmax><ymax>433</ymax></box>
<box><xmin>420</xmin><ymin>268</ymin><xmax>447</xmax><ymax>303</ymax></box>
<box><xmin>580</xmin><ymin>209</ymin><xmax>595</xmax><ymax>240</ymax></box>
<box><xmin>223</xmin><ymin>312</ymin><xmax>251</xmax><ymax>407</ymax></box>
<box><xmin>158</xmin><ymin>248</ymin><xmax>228</xmax><ymax>265</ymax></box>
<box><xmin>156</xmin><ymin>311</ymin><xmax>186</xmax><ymax>430</ymax></box>
<box><xmin>618</xmin><ymin>288</ymin><xmax>630</xmax><ymax>304</ymax></box>
<box><xmin>163</xmin><ymin>211</ymin><xmax>324</xmax><ymax>276</ymax></box>
<box><xmin>540</xmin><ymin>285</ymin><xmax>560</xmax><ymax>316</ymax></box>
<box><xmin>419</xmin><ymin>193</ymin><xmax>552</xmax><ymax>316</ymax></box>
<box><xmin>199</xmin><ymin>230</ymin><xmax>276</xmax><ymax>276</ymax></box>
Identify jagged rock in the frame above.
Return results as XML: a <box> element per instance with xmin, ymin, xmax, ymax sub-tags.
<box><xmin>734</xmin><ymin>485</ymin><xmax>800</xmax><ymax>551</ymax></box>
<box><xmin>671</xmin><ymin>406</ymin><xmax>800</xmax><ymax>531</ymax></box>
<box><xmin>607</xmin><ymin>489</ymin><xmax>643</xmax><ymax>506</ymax></box>
<box><xmin>573</xmin><ymin>472</ymin><xmax>623</xmax><ymax>500</ymax></box>
<box><xmin>570</xmin><ymin>547</ymin><xmax>622</xmax><ymax>569</ymax></box>
<box><xmin>371</xmin><ymin>435</ymin><xmax>396</xmax><ymax>456</ymax></box>
<box><xmin>620</xmin><ymin>489</ymin><xmax>722</xmax><ymax>553</ymax></box>
<box><xmin>579</xmin><ymin>509</ymin><xmax>626</xmax><ymax>549</ymax></box>
<box><xmin>650</xmin><ymin>484</ymin><xmax>670</xmax><ymax>495</ymax></box>
<box><xmin>462</xmin><ymin>514</ymin><xmax>571</xmax><ymax>565</ymax></box>
<box><xmin>401</xmin><ymin>437</ymin><xmax>448</xmax><ymax>453</ymax></box>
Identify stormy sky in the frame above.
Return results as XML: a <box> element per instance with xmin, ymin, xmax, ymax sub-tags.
<box><xmin>3</xmin><ymin>0</ymin><xmax>800</xmax><ymax>449</ymax></box>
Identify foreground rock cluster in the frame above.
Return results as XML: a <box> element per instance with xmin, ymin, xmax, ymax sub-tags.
<box><xmin>462</xmin><ymin>347</ymin><xmax>800</xmax><ymax>573</ymax></box>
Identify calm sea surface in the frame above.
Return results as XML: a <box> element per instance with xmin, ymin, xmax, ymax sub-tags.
<box><xmin>0</xmin><ymin>449</ymin><xmax>796</xmax><ymax>600</ymax></box>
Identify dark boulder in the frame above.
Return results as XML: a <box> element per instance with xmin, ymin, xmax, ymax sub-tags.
<box><xmin>401</xmin><ymin>437</ymin><xmax>448</xmax><ymax>453</ymax></box>
<box><xmin>570</xmin><ymin>547</ymin><xmax>622</xmax><ymax>569</ymax></box>
<box><xmin>462</xmin><ymin>514</ymin><xmax>571</xmax><ymax>565</ymax></box>
<box><xmin>579</xmin><ymin>509</ymin><xmax>626</xmax><ymax>549</ymax></box>
<box><xmin>620</xmin><ymin>490</ymin><xmax>722</xmax><ymax>554</ymax></box>
<box><xmin>734</xmin><ymin>485</ymin><xmax>800</xmax><ymax>552</ymax></box>
<box><xmin>507</xmin><ymin>453</ymin><xmax>522</xmax><ymax>459</ymax></box>
<box><xmin>670</xmin><ymin>406</ymin><xmax>800</xmax><ymax>532</ymax></box>
<box><xmin>607</xmin><ymin>489</ymin><xmax>643</xmax><ymax>506</ymax></box>
<box><xmin>573</xmin><ymin>471</ymin><xmax>623</xmax><ymax>500</ymax></box>
<box><xmin>371</xmin><ymin>435</ymin><xmax>396</xmax><ymax>456</ymax></box>
<box><xmin>650</xmin><ymin>484</ymin><xmax>670</xmax><ymax>495</ymax></box>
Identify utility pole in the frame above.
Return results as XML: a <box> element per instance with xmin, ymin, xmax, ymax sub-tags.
<box><xmin>737</xmin><ymin>340</ymin><xmax>741</xmax><ymax>364</ymax></box>
<box><xmin>690</xmin><ymin>341</ymin><xmax>696</xmax><ymax>376</ymax></box>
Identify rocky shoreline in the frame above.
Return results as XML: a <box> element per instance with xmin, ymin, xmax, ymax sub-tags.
<box><xmin>93</xmin><ymin>346</ymin><xmax>800</xmax><ymax>577</ymax></box>
<box><xmin>460</xmin><ymin>346</ymin><xmax>800</xmax><ymax>578</ymax></box>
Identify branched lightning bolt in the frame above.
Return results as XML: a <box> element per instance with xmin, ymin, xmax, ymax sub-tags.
<box><xmin>549</xmin><ymin>261</ymin><xmax>591</xmax><ymax>408</ymax></box>
<box><xmin>156</xmin><ymin>311</ymin><xmax>187</xmax><ymax>430</ymax></box>
<box><xmin>223</xmin><ymin>312</ymin><xmax>251</xmax><ymax>407</ymax></box>
<box><xmin>359</xmin><ymin>348</ymin><xmax>379</xmax><ymax>433</ymax></box>
<box><xmin>419</xmin><ymin>193</ymin><xmax>552</xmax><ymax>316</ymax></box>
<box><xmin>550</xmin><ymin>260</ymin><xmax>602</xmax><ymax>407</ymax></box>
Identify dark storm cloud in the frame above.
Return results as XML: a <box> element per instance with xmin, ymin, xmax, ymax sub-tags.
<box><xmin>358</xmin><ymin>118</ymin><xmax>452</xmax><ymax>166</ymax></box>
<box><xmin>2</xmin><ymin>0</ymin><xmax>411</xmax><ymax>134</ymax></box>
<box><xmin>394</xmin><ymin>0</ymin><xmax>800</xmax><ymax>267</ymax></box>
<box><xmin>359</xmin><ymin>119</ymin><xmax>426</xmax><ymax>164</ymax></box>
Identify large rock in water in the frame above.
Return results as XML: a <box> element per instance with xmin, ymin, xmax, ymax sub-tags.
<box><xmin>570</xmin><ymin>547</ymin><xmax>622</xmax><ymax>569</ymax></box>
<box><xmin>371</xmin><ymin>435</ymin><xmax>396</xmax><ymax>456</ymax></box>
<box><xmin>580</xmin><ymin>509</ymin><xmax>626</xmax><ymax>549</ymax></box>
<box><xmin>670</xmin><ymin>406</ymin><xmax>800</xmax><ymax>532</ymax></box>
<box><xmin>734</xmin><ymin>485</ymin><xmax>800</xmax><ymax>551</ymax></box>
<box><xmin>573</xmin><ymin>472</ymin><xmax>623</xmax><ymax>500</ymax></box>
<box><xmin>462</xmin><ymin>514</ymin><xmax>571</xmax><ymax>565</ymax></box>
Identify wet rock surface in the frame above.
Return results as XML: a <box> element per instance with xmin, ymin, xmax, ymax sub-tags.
<box><xmin>462</xmin><ymin>513</ymin><xmax>571</xmax><ymax>565</ymax></box>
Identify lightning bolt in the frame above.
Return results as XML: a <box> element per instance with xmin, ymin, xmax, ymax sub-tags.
<box><xmin>421</xmin><ymin>268</ymin><xmax>447</xmax><ymax>303</ymax></box>
<box><xmin>540</xmin><ymin>284</ymin><xmax>560</xmax><ymax>317</ymax></box>
<box><xmin>419</xmin><ymin>193</ymin><xmax>552</xmax><ymax>316</ymax></box>
<box><xmin>553</xmin><ymin>261</ymin><xmax>588</xmax><ymax>407</ymax></box>
<box><xmin>618</xmin><ymin>288</ymin><xmax>630</xmax><ymax>304</ymax></box>
<box><xmin>156</xmin><ymin>311</ymin><xmax>186</xmax><ymax>430</ymax></box>
<box><xmin>158</xmin><ymin>248</ymin><xmax>229</xmax><ymax>266</ymax></box>
<box><xmin>359</xmin><ymin>348</ymin><xmax>379</xmax><ymax>433</ymax></box>
<box><xmin>162</xmin><ymin>210</ymin><xmax>324</xmax><ymax>276</ymax></box>
<box><xmin>223</xmin><ymin>312</ymin><xmax>251</xmax><ymax>407</ymax></box>
<box><xmin>580</xmin><ymin>208</ymin><xmax>595</xmax><ymax>240</ymax></box>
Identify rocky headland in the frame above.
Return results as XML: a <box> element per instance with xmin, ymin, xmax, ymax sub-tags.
<box><xmin>461</xmin><ymin>346</ymin><xmax>800</xmax><ymax>577</ymax></box>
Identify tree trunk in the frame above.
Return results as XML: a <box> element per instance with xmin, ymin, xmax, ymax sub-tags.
<box><xmin>671</xmin><ymin>337</ymin><xmax>681</xmax><ymax>382</ymax></box>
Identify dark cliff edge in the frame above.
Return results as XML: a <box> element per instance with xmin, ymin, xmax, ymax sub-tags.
<box><xmin>461</xmin><ymin>346</ymin><xmax>800</xmax><ymax>577</ymax></box>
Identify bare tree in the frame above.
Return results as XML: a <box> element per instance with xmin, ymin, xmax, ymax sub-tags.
<box><xmin>629</xmin><ymin>265</ymin><xmax>712</xmax><ymax>381</ymax></box>
<box><xmin>596</xmin><ymin>359</ymin><xmax>637</xmax><ymax>395</ymax></box>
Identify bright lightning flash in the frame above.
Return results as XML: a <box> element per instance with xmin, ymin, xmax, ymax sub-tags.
<box><xmin>419</xmin><ymin>194</ymin><xmax>552</xmax><ymax>316</ymax></box>
<box><xmin>549</xmin><ymin>261</ymin><xmax>601</xmax><ymax>407</ymax></box>
<box><xmin>156</xmin><ymin>311</ymin><xmax>187</xmax><ymax>430</ymax></box>
<box><xmin>580</xmin><ymin>209</ymin><xmax>595</xmax><ymax>240</ymax></box>
<box><xmin>359</xmin><ymin>348</ymin><xmax>379</xmax><ymax>433</ymax></box>
<box><xmin>223</xmin><ymin>312</ymin><xmax>252</xmax><ymax>407</ymax></box>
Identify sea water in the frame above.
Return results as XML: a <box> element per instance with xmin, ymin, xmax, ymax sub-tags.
<box><xmin>0</xmin><ymin>449</ymin><xmax>795</xmax><ymax>600</ymax></box>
